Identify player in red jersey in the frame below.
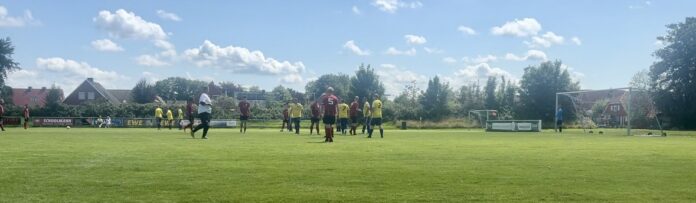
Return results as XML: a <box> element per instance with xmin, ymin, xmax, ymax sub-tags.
<box><xmin>309</xmin><ymin>99</ymin><xmax>321</xmax><ymax>135</ymax></box>
<box><xmin>281</xmin><ymin>102</ymin><xmax>291</xmax><ymax>132</ymax></box>
<box><xmin>349</xmin><ymin>96</ymin><xmax>360</xmax><ymax>135</ymax></box>
<box><xmin>238</xmin><ymin>96</ymin><xmax>251</xmax><ymax>134</ymax></box>
<box><xmin>322</xmin><ymin>87</ymin><xmax>339</xmax><ymax>142</ymax></box>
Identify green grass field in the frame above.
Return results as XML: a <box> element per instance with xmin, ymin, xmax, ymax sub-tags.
<box><xmin>1</xmin><ymin>127</ymin><xmax>696</xmax><ymax>202</ymax></box>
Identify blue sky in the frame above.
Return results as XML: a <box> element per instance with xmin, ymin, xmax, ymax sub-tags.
<box><xmin>1</xmin><ymin>0</ymin><xmax>692</xmax><ymax>97</ymax></box>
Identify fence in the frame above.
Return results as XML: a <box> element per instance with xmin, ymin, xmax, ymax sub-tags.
<box><xmin>0</xmin><ymin>117</ymin><xmax>243</xmax><ymax>128</ymax></box>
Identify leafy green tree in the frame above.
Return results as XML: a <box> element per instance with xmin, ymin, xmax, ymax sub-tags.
<box><xmin>0</xmin><ymin>37</ymin><xmax>20</xmax><ymax>88</ymax></box>
<box><xmin>154</xmin><ymin>77</ymin><xmax>207</xmax><ymax>101</ymax></box>
<box><xmin>517</xmin><ymin>60</ymin><xmax>579</xmax><ymax>124</ymax></box>
<box><xmin>484</xmin><ymin>76</ymin><xmax>498</xmax><ymax>110</ymax></box>
<box><xmin>419</xmin><ymin>76</ymin><xmax>450</xmax><ymax>121</ymax></box>
<box><xmin>131</xmin><ymin>79</ymin><xmax>157</xmax><ymax>104</ymax></box>
<box><xmin>350</xmin><ymin>64</ymin><xmax>385</xmax><ymax>103</ymax></box>
<box><xmin>649</xmin><ymin>17</ymin><xmax>696</xmax><ymax>129</ymax></box>
<box><xmin>456</xmin><ymin>83</ymin><xmax>484</xmax><ymax>116</ymax></box>
<box><xmin>305</xmin><ymin>74</ymin><xmax>351</xmax><ymax>101</ymax></box>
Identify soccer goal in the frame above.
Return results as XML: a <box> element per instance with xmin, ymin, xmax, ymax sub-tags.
<box><xmin>468</xmin><ymin>110</ymin><xmax>498</xmax><ymax>129</ymax></box>
<box><xmin>555</xmin><ymin>88</ymin><xmax>665</xmax><ymax>136</ymax></box>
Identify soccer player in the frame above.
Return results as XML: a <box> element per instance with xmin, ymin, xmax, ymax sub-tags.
<box><xmin>0</xmin><ymin>99</ymin><xmax>6</xmax><ymax>132</ymax></box>
<box><xmin>96</xmin><ymin>116</ymin><xmax>104</xmax><ymax>128</ymax></box>
<box><xmin>177</xmin><ymin>106</ymin><xmax>184</xmax><ymax>130</ymax></box>
<box><xmin>349</xmin><ymin>96</ymin><xmax>360</xmax><ymax>135</ymax></box>
<box><xmin>183</xmin><ymin>98</ymin><xmax>195</xmax><ymax>133</ymax></box>
<box><xmin>556</xmin><ymin>107</ymin><xmax>563</xmax><ymax>133</ymax></box>
<box><xmin>338</xmin><ymin>101</ymin><xmax>349</xmax><ymax>135</ymax></box>
<box><xmin>309</xmin><ymin>99</ymin><xmax>321</xmax><ymax>135</ymax></box>
<box><xmin>368</xmin><ymin>94</ymin><xmax>384</xmax><ymax>138</ymax></box>
<box><xmin>281</xmin><ymin>102</ymin><xmax>290</xmax><ymax>132</ymax></box>
<box><xmin>166</xmin><ymin>108</ymin><xmax>174</xmax><ymax>130</ymax></box>
<box><xmin>105</xmin><ymin>116</ymin><xmax>112</xmax><ymax>128</ymax></box>
<box><xmin>361</xmin><ymin>99</ymin><xmax>371</xmax><ymax>134</ymax></box>
<box><xmin>238</xmin><ymin>96</ymin><xmax>251</xmax><ymax>134</ymax></box>
<box><xmin>192</xmin><ymin>88</ymin><xmax>212</xmax><ymax>139</ymax></box>
<box><xmin>289</xmin><ymin>98</ymin><xmax>303</xmax><ymax>134</ymax></box>
<box><xmin>23</xmin><ymin>104</ymin><xmax>30</xmax><ymax>130</ymax></box>
<box><xmin>155</xmin><ymin>105</ymin><xmax>163</xmax><ymax>130</ymax></box>
<box><xmin>322</xmin><ymin>87</ymin><xmax>339</xmax><ymax>142</ymax></box>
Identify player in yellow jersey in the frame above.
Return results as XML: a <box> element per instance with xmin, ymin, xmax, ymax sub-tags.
<box><xmin>368</xmin><ymin>94</ymin><xmax>383</xmax><ymax>138</ymax></box>
<box><xmin>154</xmin><ymin>105</ymin><xmax>163</xmax><ymax>130</ymax></box>
<box><xmin>166</xmin><ymin>108</ymin><xmax>174</xmax><ymax>130</ymax></box>
<box><xmin>361</xmin><ymin>99</ymin><xmax>371</xmax><ymax>134</ymax></box>
<box><xmin>177</xmin><ymin>107</ymin><xmax>184</xmax><ymax>130</ymax></box>
<box><xmin>289</xmin><ymin>98</ymin><xmax>303</xmax><ymax>134</ymax></box>
<box><xmin>338</xmin><ymin>102</ymin><xmax>349</xmax><ymax>135</ymax></box>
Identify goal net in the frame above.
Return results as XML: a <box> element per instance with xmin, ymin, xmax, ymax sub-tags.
<box><xmin>556</xmin><ymin>88</ymin><xmax>665</xmax><ymax>136</ymax></box>
<box><xmin>468</xmin><ymin>110</ymin><xmax>498</xmax><ymax>129</ymax></box>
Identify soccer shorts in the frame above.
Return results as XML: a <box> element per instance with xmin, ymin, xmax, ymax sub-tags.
<box><xmin>323</xmin><ymin>116</ymin><xmax>336</xmax><ymax>125</ymax></box>
<box><xmin>240</xmin><ymin>115</ymin><xmax>249</xmax><ymax>121</ymax></box>
<box><xmin>371</xmin><ymin>118</ymin><xmax>383</xmax><ymax>126</ymax></box>
<box><xmin>311</xmin><ymin>117</ymin><xmax>320</xmax><ymax>123</ymax></box>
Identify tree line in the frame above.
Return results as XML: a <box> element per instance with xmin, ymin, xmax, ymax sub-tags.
<box><xmin>1</xmin><ymin>17</ymin><xmax>695</xmax><ymax>129</ymax></box>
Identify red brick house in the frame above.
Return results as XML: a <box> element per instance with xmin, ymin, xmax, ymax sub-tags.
<box><xmin>12</xmin><ymin>86</ymin><xmax>64</xmax><ymax>108</ymax></box>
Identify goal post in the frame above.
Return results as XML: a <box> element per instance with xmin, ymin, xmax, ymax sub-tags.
<box><xmin>555</xmin><ymin>88</ymin><xmax>664</xmax><ymax>136</ymax></box>
<box><xmin>468</xmin><ymin>110</ymin><xmax>498</xmax><ymax>129</ymax></box>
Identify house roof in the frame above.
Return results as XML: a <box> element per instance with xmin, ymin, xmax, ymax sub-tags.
<box><xmin>65</xmin><ymin>78</ymin><xmax>130</xmax><ymax>105</ymax></box>
<box><xmin>107</xmin><ymin>89</ymin><xmax>132</xmax><ymax>103</ymax></box>
<box><xmin>11</xmin><ymin>87</ymin><xmax>64</xmax><ymax>107</ymax></box>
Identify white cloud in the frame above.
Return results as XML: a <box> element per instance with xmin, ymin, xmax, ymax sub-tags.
<box><xmin>94</xmin><ymin>9</ymin><xmax>167</xmax><ymax>40</ymax></box>
<box><xmin>371</xmin><ymin>0</ymin><xmax>422</xmax><ymax>13</ymax></box>
<box><xmin>141</xmin><ymin>71</ymin><xmax>161</xmax><ymax>82</ymax></box>
<box><xmin>376</xmin><ymin>64</ymin><xmax>427</xmax><ymax>98</ymax></box>
<box><xmin>654</xmin><ymin>40</ymin><xmax>666</xmax><ymax>47</ymax></box>
<box><xmin>457</xmin><ymin>26</ymin><xmax>477</xmax><ymax>35</ymax></box>
<box><xmin>527</xmin><ymin>31</ymin><xmax>565</xmax><ymax>48</ymax></box>
<box><xmin>156</xmin><ymin>10</ymin><xmax>181</xmax><ymax>21</ymax></box>
<box><xmin>385</xmin><ymin>47</ymin><xmax>416</xmax><ymax>56</ymax></box>
<box><xmin>280</xmin><ymin>74</ymin><xmax>304</xmax><ymax>84</ymax></box>
<box><xmin>0</xmin><ymin>5</ymin><xmax>39</xmax><ymax>27</ymax></box>
<box><xmin>629</xmin><ymin>1</ymin><xmax>653</xmax><ymax>9</ymax></box>
<box><xmin>91</xmin><ymin>39</ymin><xmax>124</xmax><ymax>52</ymax></box>
<box><xmin>505</xmin><ymin>50</ymin><xmax>548</xmax><ymax>61</ymax></box>
<box><xmin>404</xmin><ymin>34</ymin><xmax>427</xmax><ymax>45</ymax></box>
<box><xmin>491</xmin><ymin>18</ymin><xmax>542</xmax><ymax>37</ymax></box>
<box><xmin>352</xmin><ymin>6</ymin><xmax>362</xmax><ymax>15</ymax></box>
<box><xmin>183</xmin><ymin>40</ymin><xmax>305</xmax><ymax>76</ymax></box>
<box><xmin>343</xmin><ymin>40</ymin><xmax>371</xmax><ymax>56</ymax></box>
<box><xmin>463</xmin><ymin>55</ymin><xmax>498</xmax><ymax>64</ymax></box>
<box><xmin>423</xmin><ymin>47</ymin><xmax>443</xmax><ymax>54</ymax></box>
<box><xmin>442</xmin><ymin>57</ymin><xmax>457</xmax><ymax>64</ymax></box>
<box><xmin>571</xmin><ymin>37</ymin><xmax>582</xmax><ymax>45</ymax></box>
<box><xmin>560</xmin><ymin>64</ymin><xmax>585</xmax><ymax>83</ymax></box>
<box><xmin>136</xmin><ymin>55</ymin><xmax>169</xmax><ymax>67</ymax></box>
<box><xmin>34</xmin><ymin>57</ymin><xmax>126</xmax><ymax>92</ymax></box>
<box><xmin>442</xmin><ymin>63</ymin><xmax>516</xmax><ymax>88</ymax></box>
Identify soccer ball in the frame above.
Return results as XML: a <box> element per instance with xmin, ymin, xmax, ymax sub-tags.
<box><xmin>66</xmin><ymin>126</ymin><xmax>71</xmax><ymax>129</ymax></box>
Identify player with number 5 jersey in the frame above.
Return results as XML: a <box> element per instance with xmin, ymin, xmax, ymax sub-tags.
<box><xmin>322</xmin><ymin>87</ymin><xmax>339</xmax><ymax>142</ymax></box>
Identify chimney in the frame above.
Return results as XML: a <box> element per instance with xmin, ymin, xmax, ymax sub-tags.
<box><xmin>87</xmin><ymin>78</ymin><xmax>94</xmax><ymax>82</ymax></box>
<box><xmin>26</xmin><ymin>86</ymin><xmax>32</xmax><ymax>92</ymax></box>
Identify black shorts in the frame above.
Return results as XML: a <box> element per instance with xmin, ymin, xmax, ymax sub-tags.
<box><xmin>283</xmin><ymin>119</ymin><xmax>289</xmax><ymax>123</ymax></box>
<box><xmin>311</xmin><ymin>117</ymin><xmax>320</xmax><ymax>123</ymax></box>
<box><xmin>556</xmin><ymin>120</ymin><xmax>563</xmax><ymax>126</ymax></box>
<box><xmin>350</xmin><ymin>116</ymin><xmax>358</xmax><ymax>124</ymax></box>
<box><xmin>323</xmin><ymin>116</ymin><xmax>336</xmax><ymax>125</ymax></box>
<box><xmin>372</xmin><ymin>118</ymin><xmax>383</xmax><ymax>126</ymax></box>
<box><xmin>240</xmin><ymin>115</ymin><xmax>249</xmax><ymax>121</ymax></box>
